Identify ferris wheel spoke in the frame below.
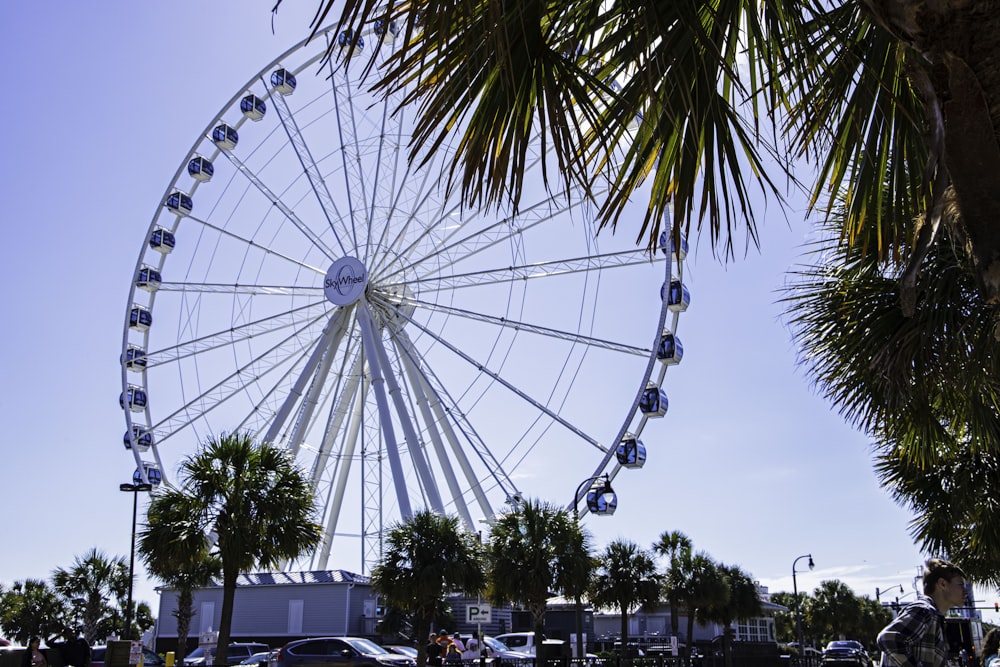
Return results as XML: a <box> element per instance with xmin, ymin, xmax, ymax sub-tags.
<box><xmin>386</xmin><ymin>247</ymin><xmax>655</xmax><ymax>294</ymax></box>
<box><xmin>396</xmin><ymin>306</ymin><xmax>608</xmax><ymax>454</ymax></box>
<box><xmin>216</xmin><ymin>144</ymin><xmax>341</xmax><ymax>261</ymax></box>
<box><xmin>182</xmin><ymin>211</ymin><xmax>329</xmax><ymax>275</ymax></box>
<box><xmin>155</xmin><ymin>281</ymin><xmax>323</xmax><ymax>296</ymax></box>
<box><xmin>389</xmin><ymin>325</ymin><xmax>496</xmax><ymax>527</ymax></box>
<box><xmin>315</xmin><ymin>368</ymin><xmax>366</xmax><ymax>570</ymax></box>
<box><xmin>383</xmin><ymin>190</ymin><xmax>583</xmax><ymax>284</ymax></box>
<box><xmin>150</xmin><ymin>318</ymin><xmax>327</xmax><ymax>446</ymax></box>
<box><xmin>262</xmin><ymin>307</ymin><xmax>353</xmax><ymax>449</ymax></box>
<box><xmin>355</xmin><ymin>301</ymin><xmax>414</xmax><ymax>519</ymax></box>
<box><xmin>381</xmin><ymin>293</ymin><xmax>651</xmax><ymax>357</ymax></box>
<box><xmin>137</xmin><ymin>302</ymin><xmax>330</xmax><ymax>370</ymax></box>
<box><xmin>267</xmin><ymin>75</ymin><xmax>353</xmax><ymax>257</ymax></box>
<box><xmin>359</xmin><ymin>301</ymin><xmax>447</xmax><ymax>513</ymax></box>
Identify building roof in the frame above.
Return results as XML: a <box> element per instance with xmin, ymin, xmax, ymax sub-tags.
<box><xmin>157</xmin><ymin>569</ymin><xmax>369</xmax><ymax>592</ymax></box>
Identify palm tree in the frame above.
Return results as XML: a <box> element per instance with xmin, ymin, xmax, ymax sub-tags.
<box><xmin>0</xmin><ymin>579</ymin><xmax>67</xmax><ymax>644</ymax></box>
<box><xmin>139</xmin><ymin>490</ymin><xmax>222</xmax><ymax>662</ymax></box>
<box><xmin>784</xmin><ymin>225</ymin><xmax>1000</xmax><ymax>585</ymax></box>
<box><xmin>677</xmin><ymin>553</ymin><xmax>725</xmax><ymax>666</ymax></box>
<box><xmin>699</xmin><ymin>564</ymin><xmax>762</xmax><ymax>667</ymax></box>
<box><xmin>561</xmin><ymin>526</ymin><xmax>595</xmax><ymax>661</ymax></box>
<box><xmin>652</xmin><ymin>531</ymin><xmax>692</xmax><ymax>642</ymax></box>
<box><xmin>485</xmin><ymin>499</ymin><xmax>585</xmax><ymax>657</ymax></box>
<box><xmin>170</xmin><ymin>432</ymin><xmax>322</xmax><ymax>665</ymax></box>
<box><xmin>52</xmin><ymin>548</ymin><xmax>129</xmax><ymax>643</ymax></box>
<box><xmin>809</xmin><ymin>580</ymin><xmax>864</xmax><ymax>647</ymax></box>
<box><xmin>370</xmin><ymin>511</ymin><xmax>485</xmax><ymax>666</ymax></box>
<box><xmin>589</xmin><ymin>539</ymin><xmax>660</xmax><ymax>648</ymax></box>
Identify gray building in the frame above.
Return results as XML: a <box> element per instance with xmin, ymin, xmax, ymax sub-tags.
<box><xmin>153</xmin><ymin>570</ymin><xmax>376</xmax><ymax>654</ymax></box>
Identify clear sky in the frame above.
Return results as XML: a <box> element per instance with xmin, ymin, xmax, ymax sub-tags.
<box><xmin>1</xmin><ymin>1</ymin><xmax>995</xmax><ymax>630</ymax></box>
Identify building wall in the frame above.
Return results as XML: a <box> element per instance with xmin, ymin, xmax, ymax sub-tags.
<box><xmin>155</xmin><ymin>581</ymin><xmax>376</xmax><ymax>649</ymax></box>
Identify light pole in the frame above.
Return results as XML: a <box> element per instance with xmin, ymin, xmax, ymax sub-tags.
<box><xmin>876</xmin><ymin>585</ymin><xmax>903</xmax><ymax>605</ymax></box>
<box><xmin>120</xmin><ymin>482</ymin><xmax>153</xmax><ymax>639</ymax></box>
<box><xmin>570</xmin><ymin>475</ymin><xmax>616</xmax><ymax>661</ymax></box>
<box><xmin>792</xmin><ymin>554</ymin><xmax>814</xmax><ymax>658</ymax></box>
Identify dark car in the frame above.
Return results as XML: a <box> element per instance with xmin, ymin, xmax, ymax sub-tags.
<box><xmin>185</xmin><ymin>644</ymin><xmax>270</xmax><ymax>667</ymax></box>
<box><xmin>274</xmin><ymin>637</ymin><xmax>416</xmax><ymax>667</ymax></box>
<box><xmin>821</xmin><ymin>641</ymin><xmax>871</xmax><ymax>667</ymax></box>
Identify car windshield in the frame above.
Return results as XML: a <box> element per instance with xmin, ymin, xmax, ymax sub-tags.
<box><xmin>343</xmin><ymin>638</ymin><xmax>389</xmax><ymax>655</ymax></box>
<box><xmin>187</xmin><ymin>649</ymin><xmax>210</xmax><ymax>659</ymax></box>
<box><xmin>483</xmin><ymin>638</ymin><xmax>510</xmax><ymax>652</ymax></box>
<box><xmin>828</xmin><ymin>642</ymin><xmax>862</xmax><ymax>650</ymax></box>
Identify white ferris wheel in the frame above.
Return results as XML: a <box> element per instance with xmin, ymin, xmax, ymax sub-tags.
<box><xmin>119</xmin><ymin>19</ymin><xmax>690</xmax><ymax>573</ymax></box>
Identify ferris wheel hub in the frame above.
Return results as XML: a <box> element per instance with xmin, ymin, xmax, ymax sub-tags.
<box><xmin>324</xmin><ymin>256</ymin><xmax>368</xmax><ymax>305</ymax></box>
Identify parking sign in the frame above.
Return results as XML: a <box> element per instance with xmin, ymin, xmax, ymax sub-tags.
<box><xmin>466</xmin><ymin>603</ymin><xmax>492</xmax><ymax>624</ymax></box>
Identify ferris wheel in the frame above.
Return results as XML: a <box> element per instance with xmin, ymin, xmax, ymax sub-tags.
<box><xmin>119</xmin><ymin>19</ymin><xmax>690</xmax><ymax>573</ymax></box>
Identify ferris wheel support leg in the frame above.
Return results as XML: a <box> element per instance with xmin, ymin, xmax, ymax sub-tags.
<box><xmin>316</xmin><ymin>377</ymin><xmax>366</xmax><ymax>570</ymax></box>
<box><xmin>262</xmin><ymin>307</ymin><xmax>348</xmax><ymax>448</ymax></box>
<box><xmin>356</xmin><ymin>302</ymin><xmax>413</xmax><ymax>519</ymax></box>
<box><xmin>310</xmin><ymin>351</ymin><xmax>364</xmax><ymax>487</ymax></box>
<box><xmin>389</xmin><ymin>326</ymin><xmax>476</xmax><ymax>529</ymax></box>
<box><xmin>361</xmin><ymin>303</ymin><xmax>446</xmax><ymax>514</ymax></box>
<box><xmin>284</xmin><ymin>309</ymin><xmax>352</xmax><ymax>456</ymax></box>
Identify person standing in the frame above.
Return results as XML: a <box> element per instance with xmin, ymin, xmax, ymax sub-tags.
<box><xmin>23</xmin><ymin>638</ymin><xmax>47</xmax><ymax>667</ymax></box>
<box><xmin>981</xmin><ymin>628</ymin><xmax>999</xmax><ymax>667</ymax></box>
<box><xmin>877</xmin><ymin>558</ymin><xmax>968</xmax><ymax>667</ymax></box>
<box><xmin>426</xmin><ymin>634</ymin><xmax>444</xmax><ymax>667</ymax></box>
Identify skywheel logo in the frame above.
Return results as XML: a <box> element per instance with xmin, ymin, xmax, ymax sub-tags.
<box><xmin>324</xmin><ymin>257</ymin><xmax>368</xmax><ymax>306</ymax></box>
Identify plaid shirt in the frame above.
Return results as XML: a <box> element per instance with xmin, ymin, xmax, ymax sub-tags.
<box><xmin>877</xmin><ymin>594</ymin><xmax>948</xmax><ymax>667</ymax></box>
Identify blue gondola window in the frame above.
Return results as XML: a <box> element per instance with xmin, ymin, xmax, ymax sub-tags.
<box><xmin>271</xmin><ymin>68</ymin><xmax>297</xmax><ymax>95</ymax></box>
<box><xmin>124</xmin><ymin>346</ymin><xmax>147</xmax><ymax>371</ymax></box>
<box><xmin>658</xmin><ymin>230</ymin><xmax>688</xmax><ymax>261</ymax></box>
<box><xmin>124</xmin><ymin>425</ymin><xmax>153</xmax><ymax>451</ymax></box>
<box><xmin>616</xmin><ymin>435</ymin><xmax>647</xmax><ymax>469</ymax></box>
<box><xmin>136</xmin><ymin>265</ymin><xmax>162</xmax><ymax>291</ymax></box>
<box><xmin>212</xmin><ymin>123</ymin><xmax>239</xmax><ymax>150</ymax></box>
<box><xmin>134</xmin><ymin>463</ymin><xmax>162</xmax><ymax>486</ymax></box>
<box><xmin>165</xmin><ymin>191</ymin><xmax>193</xmax><ymax>216</ymax></box>
<box><xmin>149</xmin><ymin>227</ymin><xmax>176</xmax><ymax>254</ymax></box>
<box><xmin>129</xmin><ymin>306</ymin><xmax>153</xmax><ymax>331</ymax></box>
<box><xmin>587</xmin><ymin>487</ymin><xmax>618</xmax><ymax>515</ymax></box>
<box><xmin>338</xmin><ymin>29</ymin><xmax>365</xmax><ymax>50</ymax></box>
<box><xmin>120</xmin><ymin>385</ymin><xmax>148</xmax><ymax>412</ymax></box>
<box><xmin>639</xmin><ymin>383</ymin><xmax>668</xmax><ymax>417</ymax></box>
<box><xmin>187</xmin><ymin>156</ymin><xmax>214</xmax><ymax>182</ymax></box>
<box><xmin>374</xmin><ymin>18</ymin><xmax>400</xmax><ymax>38</ymax></box>
<box><xmin>240</xmin><ymin>94</ymin><xmax>267</xmax><ymax>121</ymax></box>
<box><xmin>656</xmin><ymin>332</ymin><xmax>683</xmax><ymax>366</ymax></box>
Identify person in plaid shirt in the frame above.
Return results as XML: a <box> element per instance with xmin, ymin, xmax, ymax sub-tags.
<box><xmin>877</xmin><ymin>558</ymin><xmax>968</xmax><ymax>667</ymax></box>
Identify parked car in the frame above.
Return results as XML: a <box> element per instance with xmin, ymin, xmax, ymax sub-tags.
<box><xmin>478</xmin><ymin>638</ymin><xmax>532</xmax><ymax>667</ymax></box>
<box><xmin>241</xmin><ymin>652</ymin><xmax>277</xmax><ymax>667</ymax></box>
<box><xmin>821</xmin><ymin>640</ymin><xmax>872</xmax><ymax>667</ymax></box>
<box><xmin>91</xmin><ymin>646</ymin><xmax>166</xmax><ymax>667</ymax></box>
<box><xmin>273</xmin><ymin>637</ymin><xmax>416</xmax><ymax>667</ymax></box>
<box><xmin>381</xmin><ymin>647</ymin><xmax>417</xmax><ymax>659</ymax></box>
<box><xmin>185</xmin><ymin>644</ymin><xmax>270</xmax><ymax>667</ymax></box>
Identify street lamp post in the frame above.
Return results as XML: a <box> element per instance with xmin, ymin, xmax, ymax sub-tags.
<box><xmin>570</xmin><ymin>474</ymin><xmax>616</xmax><ymax>661</ymax></box>
<box><xmin>120</xmin><ymin>482</ymin><xmax>153</xmax><ymax>639</ymax></box>
<box><xmin>792</xmin><ymin>554</ymin><xmax>814</xmax><ymax>659</ymax></box>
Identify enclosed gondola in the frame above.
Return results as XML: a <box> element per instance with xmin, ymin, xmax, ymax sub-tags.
<box><xmin>129</xmin><ymin>305</ymin><xmax>153</xmax><ymax>331</ymax></box>
<box><xmin>187</xmin><ymin>155</ymin><xmax>214</xmax><ymax>182</ymax></box>
<box><xmin>615</xmin><ymin>434</ymin><xmax>647</xmax><ymax>469</ymax></box>
<box><xmin>211</xmin><ymin>123</ymin><xmax>239</xmax><ymax>150</ymax></box>
<box><xmin>124</xmin><ymin>425</ymin><xmax>153</xmax><ymax>451</ymax></box>
<box><xmin>123</xmin><ymin>345</ymin><xmax>147</xmax><ymax>371</ymax></box>
<box><xmin>271</xmin><ymin>68</ymin><xmax>297</xmax><ymax>95</ymax></box>
<box><xmin>639</xmin><ymin>382</ymin><xmax>668</xmax><ymax>417</ymax></box>
<box><xmin>656</xmin><ymin>331</ymin><xmax>683</xmax><ymax>366</ymax></box>
<box><xmin>149</xmin><ymin>227</ymin><xmax>175</xmax><ymax>254</ymax></box>
<box><xmin>240</xmin><ymin>93</ymin><xmax>267</xmax><ymax>121</ymax></box>
<box><xmin>120</xmin><ymin>384</ymin><xmax>148</xmax><ymax>412</ymax></box>
<box><xmin>165</xmin><ymin>191</ymin><xmax>193</xmax><ymax>217</ymax></box>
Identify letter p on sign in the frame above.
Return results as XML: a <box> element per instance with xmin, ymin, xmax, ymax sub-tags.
<box><xmin>467</xmin><ymin>604</ymin><xmax>492</xmax><ymax>624</ymax></box>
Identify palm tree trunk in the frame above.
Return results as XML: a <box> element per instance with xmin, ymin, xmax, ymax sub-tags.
<box><xmin>215</xmin><ymin>569</ymin><xmax>238</xmax><ymax>667</ymax></box>
<box><xmin>174</xmin><ymin>587</ymin><xmax>194</xmax><ymax>662</ymax></box>
<box><xmin>684</xmin><ymin>613</ymin><xmax>695</xmax><ymax>666</ymax></box>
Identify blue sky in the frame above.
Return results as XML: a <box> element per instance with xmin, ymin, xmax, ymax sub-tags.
<box><xmin>1</xmin><ymin>1</ymin><xmax>994</xmax><ymax>628</ymax></box>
